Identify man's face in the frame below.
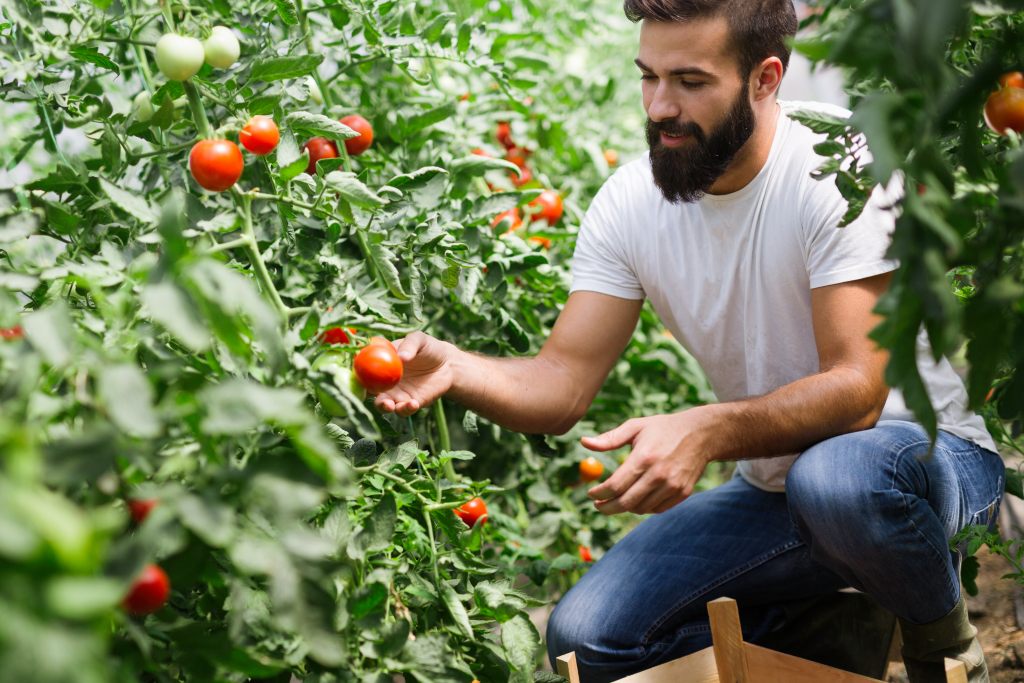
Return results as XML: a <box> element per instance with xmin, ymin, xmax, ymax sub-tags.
<box><xmin>636</xmin><ymin>18</ymin><xmax>757</xmax><ymax>203</ymax></box>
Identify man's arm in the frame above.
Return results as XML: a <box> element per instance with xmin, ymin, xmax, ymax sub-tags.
<box><xmin>585</xmin><ymin>271</ymin><xmax>892</xmax><ymax>514</ymax></box>
<box><xmin>373</xmin><ymin>291</ymin><xmax>643</xmax><ymax>435</ymax></box>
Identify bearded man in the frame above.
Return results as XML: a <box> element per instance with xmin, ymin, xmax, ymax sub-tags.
<box><xmin>371</xmin><ymin>1</ymin><xmax>1004</xmax><ymax>681</ymax></box>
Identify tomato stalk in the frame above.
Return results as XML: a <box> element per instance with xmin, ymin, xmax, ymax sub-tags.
<box><xmin>183</xmin><ymin>80</ymin><xmax>213</xmax><ymax>139</ymax></box>
<box><xmin>432</xmin><ymin>399</ymin><xmax>458</xmax><ymax>481</ymax></box>
<box><xmin>234</xmin><ymin>191</ymin><xmax>288</xmax><ymax>320</ymax></box>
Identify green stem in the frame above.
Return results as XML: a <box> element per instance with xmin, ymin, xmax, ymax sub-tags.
<box><xmin>183</xmin><ymin>80</ymin><xmax>213</xmax><ymax>139</ymax></box>
<box><xmin>433</xmin><ymin>400</ymin><xmax>457</xmax><ymax>481</ymax></box>
<box><xmin>206</xmin><ymin>236</ymin><xmax>252</xmax><ymax>254</ymax></box>
<box><xmin>235</xmin><ymin>192</ymin><xmax>288</xmax><ymax>320</ymax></box>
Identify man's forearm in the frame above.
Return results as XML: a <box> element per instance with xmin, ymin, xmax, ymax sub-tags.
<box><xmin>704</xmin><ymin>367</ymin><xmax>888</xmax><ymax>462</ymax></box>
<box><xmin>446</xmin><ymin>349</ymin><xmax>584</xmax><ymax>435</ymax></box>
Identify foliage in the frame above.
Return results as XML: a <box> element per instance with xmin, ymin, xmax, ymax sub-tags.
<box><xmin>0</xmin><ymin>0</ymin><xmax>715</xmax><ymax>680</ymax></box>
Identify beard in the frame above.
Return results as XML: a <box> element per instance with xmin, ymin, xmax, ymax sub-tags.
<box><xmin>646</xmin><ymin>86</ymin><xmax>756</xmax><ymax>204</ymax></box>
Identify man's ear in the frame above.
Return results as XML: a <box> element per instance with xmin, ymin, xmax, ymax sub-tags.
<box><xmin>751</xmin><ymin>57</ymin><xmax>784</xmax><ymax>101</ymax></box>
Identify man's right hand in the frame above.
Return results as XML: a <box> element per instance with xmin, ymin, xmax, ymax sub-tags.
<box><xmin>373</xmin><ymin>331</ymin><xmax>456</xmax><ymax>417</ymax></box>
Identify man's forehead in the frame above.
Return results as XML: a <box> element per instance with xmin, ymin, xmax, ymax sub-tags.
<box><xmin>636</xmin><ymin>16</ymin><xmax>735</xmax><ymax>74</ymax></box>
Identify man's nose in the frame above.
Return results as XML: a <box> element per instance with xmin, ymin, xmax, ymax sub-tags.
<box><xmin>647</xmin><ymin>82</ymin><xmax>681</xmax><ymax>122</ymax></box>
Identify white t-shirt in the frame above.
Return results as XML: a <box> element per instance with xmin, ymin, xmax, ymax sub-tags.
<box><xmin>570</xmin><ymin>100</ymin><xmax>997</xmax><ymax>492</ymax></box>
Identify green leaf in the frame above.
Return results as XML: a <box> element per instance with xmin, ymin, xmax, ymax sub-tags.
<box><xmin>100</xmin><ymin>178</ymin><xmax>158</xmax><ymax>223</ymax></box>
<box><xmin>200</xmin><ymin>380</ymin><xmax>309</xmax><ymax>434</ymax></box>
<box><xmin>98</xmin><ymin>363</ymin><xmax>162</xmax><ymax>439</ymax></box>
<box><xmin>68</xmin><ymin>46</ymin><xmax>119</xmax><ymax>75</ymax></box>
<box><xmin>387</xmin><ymin>166</ymin><xmax>448</xmax><ymax>190</ymax></box>
<box><xmin>22</xmin><ymin>306</ymin><xmax>74</xmax><ymax>368</ymax></box>
<box><xmin>501</xmin><ymin>614</ymin><xmax>540</xmax><ymax>674</ymax></box>
<box><xmin>250</xmin><ymin>54</ymin><xmax>325</xmax><ymax>82</ymax></box>
<box><xmin>141</xmin><ymin>282</ymin><xmax>211</xmax><ymax>352</ymax></box>
<box><xmin>350</xmin><ymin>583</ymin><xmax>388</xmax><ymax>620</ymax></box>
<box><xmin>178</xmin><ymin>494</ymin><xmax>236</xmax><ymax>548</ymax></box>
<box><xmin>402</xmin><ymin>102</ymin><xmax>456</xmax><ymax>136</ymax></box>
<box><xmin>441</xmin><ymin>584</ymin><xmax>474</xmax><ymax>639</ymax></box>
<box><xmin>272</xmin><ymin>0</ymin><xmax>299</xmax><ymax>25</ymax></box>
<box><xmin>324</xmin><ymin>171</ymin><xmax>385</xmax><ymax>207</ymax></box>
<box><xmin>45</xmin><ymin>577</ymin><xmax>123</xmax><ymax>619</ymax></box>
<box><xmin>285</xmin><ymin>111</ymin><xmax>359</xmax><ymax>139</ymax></box>
<box><xmin>367</xmin><ymin>241</ymin><xmax>410</xmax><ymax>300</ymax></box>
<box><xmin>348</xmin><ymin>494</ymin><xmax>397</xmax><ymax>558</ymax></box>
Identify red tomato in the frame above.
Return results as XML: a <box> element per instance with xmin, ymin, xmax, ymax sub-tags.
<box><xmin>579</xmin><ymin>545</ymin><xmax>593</xmax><ymax>563</ymax></box>
<box><xmin>239</xmin><ymin>115</ymin><xmax>280</xmax><ymax>155</ymax></box>
<box><xmin>999</xmin><ymin>71</ymin><xmax>1024</xmax><ymax>89</ymax></box>
<box><xmin>579</xmin><ymin>456</ymin><xmax>604</xmax><ymax>482</ymax></box>
<box><xmin>0</xmin><ymin>325</ymin><xmax>23</xmax><ymax>341</ymax></box>
<box><xmin>304</xmin><ymin>137</ymin><xmax>339</xmax><ymax>175</ymax></box>
<box><xmin>505</xmin><ymin>148</ymin><xmax>530</xmax><ymax>169</ymax></box>
<box><xmin>528</xmin><ymin>189</ymin><xmax>563</xmax><ymax>225</ymax></box>
<box><xmin>321</xmin><ymin>327</ymin><xmax>351</xmax><ymax>345</ymax></box>
<box><xmin>511</xmin><ymin>166</ymin><xmax>533</xmax><ymax>187</ymax></box>
<box><xmin>496</xmin><ymin>121</ymin><xmax>515</xmax><ymax>150</ymax></box>
<box><xmin>189</xmin><ymin>139</ymin><xmax>244</xmax><ymax>192</ymax></box>
<box><xmin>353</xmin><ymin>337</ymin><xmax>403</xmax><ymax>393</ymax></box>
<box><xmin>123</xmin><ymin>564</ymin><xmax>170</xmax><ymax>615</ymax></box>
<box><xmin>340</xmin><ymin>114</ymin><xmax>374</xmax><ymax>156</ymax></box>
<box><xmin>455</xmin><ymin>497</ymin><xmax>488</xmax><ymax>527</ymax></box>
<box><xmin>528</xmin><ymin>235</ymin><xmax>552</xmax><ymax>249</ymax></box>
<box><xmin>604</xmin><ymin>149</ymin><xmax>619</xmax><ymax>166</ymax></box>
<box><xmin>984</xmin><ymin>87</ymin><xmax>1024</xmax><ymax>134</ymax></box>
<box><xmin>491</xmin><ymin>208</ymin><xmax>522</xmax><ymax>231</ymax></box>
<box><xmin>471</xmin><ymin>148</ymin><xmax>491</xmax><ymax>157</ymax></box>
<box><xmin>127</xmin><ymin>499</ymin><xmax>157</xmax><ymax>524</ymax></box>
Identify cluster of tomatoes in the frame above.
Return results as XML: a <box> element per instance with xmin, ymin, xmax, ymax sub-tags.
<box><xmin>120</xmin><ymin>499</ymin><xmax>171</xmax><ymax>616</ymax></box>
<box><xmin>304</xmin><ymin>114</ymin><xmax>375</xmax><ymax>174</ymax></box>
<box><xmin>984</xmin><ymin>71</ymin><xmax>1024</xmax><ymax>135</ymax></box>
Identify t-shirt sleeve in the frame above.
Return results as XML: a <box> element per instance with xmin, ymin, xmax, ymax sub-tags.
<box><xmin>801</xmin><ymin>172</ymin><xmax>900</xmax><ymax>289</ymax></box>
<box><xmin>569</xmin><ymin>174</ymin><xmax>646</xmax><ymax>300</ymax></box>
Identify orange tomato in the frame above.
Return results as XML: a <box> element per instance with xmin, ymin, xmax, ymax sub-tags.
<box><xmin>999</xmin><ymin>71</ymin><xmax>1024</xmax><ymax>89</ymax></box>
<box><xmin>578</xmin><ymin>545</ymin><xmax>593</xmax><ymax>563</ymax></box>
<box><xmin>579</xmin><ymin>456</ymin><xmax>604</xmax><ymax>482</ymax></box>
<box><xmin>984</xmin><ymin>87</ymin><xmax>1024</xmax><ymax>135</ymax></box>
<box><xmin>491</xmin><ymin>208</ymin><xmax>522</xmax><ymax>231</ymax></box>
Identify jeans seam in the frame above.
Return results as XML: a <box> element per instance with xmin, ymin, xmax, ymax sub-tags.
<box><xmin>890</xmin><ymin>437</ymin><xmax>961</xmax><ymax>603</ymax></box>
<box><xmin>640</xmin><ymin>538</ymin><xmax>803</xmax><ymax>646</ymax></box>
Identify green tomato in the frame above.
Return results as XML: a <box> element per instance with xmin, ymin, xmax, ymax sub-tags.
<box><xmin>133</xmin><ymin>91</ymin><xmax>154</xmax><ymax>122</ymax></box>
<box><xmin>155</xmin><ymin>33</ymin><xmax>205</xmax><ymax>81</ymax></box>
<box><xmin>203</xmin><ymin>26</ymin><xmax>240</xmax><ymax>69</ymax></box>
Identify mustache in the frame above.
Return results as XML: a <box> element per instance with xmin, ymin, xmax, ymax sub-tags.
<box><xmin>648</xmin><ymin>118</ymin><xmax>705</xmax><ymax>142</ymax></box>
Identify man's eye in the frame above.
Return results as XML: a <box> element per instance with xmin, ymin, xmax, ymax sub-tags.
<box><xmin>681</xmin><ymin>81</ymin><xmax>706</xmax><ymax>89</ymax></box>
<box><xmin>640</xmin><ymin>74</ymin><xmax>657</xmax><ymax>81</ymax></box>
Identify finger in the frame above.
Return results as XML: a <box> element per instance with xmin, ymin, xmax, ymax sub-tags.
<box><xmin>587</xmin><ymin>461</ymin><xmax>643</xmax><ymax>502</ymax></box>
<box><xmin>593</xmin><ymin>471</ymin><xmax>657</xmax><ymax>515</ymax></box>
<box><xmin>631</xmin><ymin>486</ymin><xmax>677</xmax><ymax>515</ymax></box>
<box><xmin>580</xmin><ymin>420</ymin><xmax>642</xmax><ymax>452</ymax></box>
<box><xmin>395</xmin><ymin>399</ymin><xmax>423</xmax><ymax>417</ymax></box>
<box><xmin>394</xmin><ymin>331</ymin><xmax>428</xmax><ymax>362</ymax></box>
<box><xmin>651</xmin><ymin>496</ymin><xmax>684</xmax><ymax>514</ymax></box>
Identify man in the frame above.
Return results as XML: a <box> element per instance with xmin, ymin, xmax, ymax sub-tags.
<box><xmin>373</xmin><ymin>1</ymin><xmax>1004</xmax><ymax>681</ymax></box>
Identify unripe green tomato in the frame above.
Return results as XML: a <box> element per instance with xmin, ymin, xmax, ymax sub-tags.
<box><xmin>133</xmin><ymin>91</ymin><xmax>154</xmax><ymax>122</ymax></box>
<box><xmin>155</xmin><ymin>33</ymin><xmax>205</xmax><ymax>81</ymax></box>
<box><xmin>307</xmin><ymin>77</ymin><xmax>323</xmax><ymax>105</ymax></box>
<box><xmin>203</xmin><ymin>26</ymin><xmax>240</xmax><ymax>69</ymax></box>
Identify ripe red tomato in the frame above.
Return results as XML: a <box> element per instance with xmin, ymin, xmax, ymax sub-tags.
<box><xmin>578</xmin><ymin>545</ymin><xmax>593</xmax><ymax>563</ymax></box>
<box><xmin>984</xmin><ymin>87</ymin><xmax>1024</xmax><ymax>135</ymax></box>
<box><xmin>505</xmin><ymin>148</ymin><xmax>530</xmax><ymax>169</ymax></box>
<box><xmin>999</xmin><ymin>71</ymin><xmax>1024</xmax><ymax>89</ymax></box>
<box><xmin>491</xmin><ymin>208</ymin><xmax>522</xmax><ymax>232</ymax></box>
<box><xmin>239</xmin><ymin>116</ymin><xmax>280</xmax><ymax>155</ymax></box>
<box><xmin>123</xmin><ymin>564</ymin><xmax>170</xmax><ymax>615</ymax></box>
<box><xmin>189</xmin><ymin>139</ymin><xmax>244</xmax><ymax>192</ymax></box>
<box><xmin>340</xmin><ymin>114</ymin><xmax>374</xmax><ymax>156</ymax></box>
<box><xmin>127</xmin><ymin>499</ymin><xmax>157</xmax><ymax>524</ymax></box>
<box><xmin>529</xmin><ymin>189</ymin><xmax>563</xmax><ymax>225</ymax></box>
<box><xmin>455</xmin><ymin>497</ymin><xmax>488</xmax><ymax>527</ymax></box>
<box><xmin>579</xmin><ymin>456</ymin><xmax>604</xmax><ymax>482</ymax></box>
<box><xmin>321</xmin><ymin>327</ymin><xmax>351</xmax><ymax>345</ymax></box>
<box><xmin>1</xmin><ymin>325</ymin><xmax>23</xmax><ymax>341</ymax></box>
<box><xmin>496</xmin><ymin>121</ymin><xmax>515</xmax><ymax>150</ymax></box>
<box><xmin>511</xmin><ymin>166</ymin><xmax>534</xmax><ymax>187</ymax></box>
<box><xmin>353</xmin><ymin>337</ymin><xmax>403</xmax><ymax>393</ymax></box>
<box><xmin>304</xmin><ymin>137</ymin><xmax>339</xmax><ymax>175</ymax></box>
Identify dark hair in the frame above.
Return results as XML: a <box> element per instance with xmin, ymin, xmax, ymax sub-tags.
<box><xmin>623</xmin><ymin>0</ymin><xmax>798</xmax><ymax>78</ymax></box>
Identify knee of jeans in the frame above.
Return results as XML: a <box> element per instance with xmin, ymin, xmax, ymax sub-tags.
<box><xmin>546</xmin><ymin>594</ymin><xmax>626</xmax><ymax>668</ymax></box>
<box><xmin>786</xmin><ymin>443</ymin><xmax>877</xmax><ymax>534</ymax></box>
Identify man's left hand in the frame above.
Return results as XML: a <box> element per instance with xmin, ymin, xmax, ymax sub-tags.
<box><xmin>583</xmin><ymin>407</ymin><xmax>715</xmax><ymax>515</ymax></box>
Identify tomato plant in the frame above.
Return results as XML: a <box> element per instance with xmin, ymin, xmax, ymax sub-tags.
<box><xmin>189</xmin><ymin>139</ymin><xmax>244</xmax><ymax>192</ymax></box>
<box><xmin>239</xmin><ymin>115</ymin><xmax>279</xmax><ymax>155</ymax></box>
<box><xmin>340</xmin><ymin>114</ymin><xmax>374</xmax><ymax>156</ymax></box>
<box><xmin>123</xmin><ymin>564</ymin><xmax>171</xmax><ymax>616</ymax></box>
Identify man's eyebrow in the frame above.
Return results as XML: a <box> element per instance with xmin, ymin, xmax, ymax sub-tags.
<box><xmin>634</xmin><ymin>58</ymin><xmax>714</xmax><ymax>78</ymax></box>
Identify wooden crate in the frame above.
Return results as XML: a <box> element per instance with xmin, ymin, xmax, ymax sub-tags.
<box><xmin>556</xmin><ymin>597</ymin><xmax>968</xmax><ymax>683</ymax></box>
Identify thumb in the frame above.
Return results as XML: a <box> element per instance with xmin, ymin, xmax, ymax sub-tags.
<box><xmin>581</xmin><ymin>420</ymin><xmax>641</xmax><ymax>452</ymax></box>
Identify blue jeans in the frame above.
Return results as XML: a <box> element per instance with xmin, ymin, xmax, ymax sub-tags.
<box><xmin>545</xmin><ymin>420</ymin><xmax>1004</xmax><ymax>682</ymax></box>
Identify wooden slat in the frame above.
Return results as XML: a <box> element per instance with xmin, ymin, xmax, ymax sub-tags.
<box><xmin>612</xmin><ymin>646</ymin><xmax>720</xmax><ymax>683</ymax></box>
<box><xmin>556</xmin><ymin>652</ymin><xmax>580</xmax><ymax>683</ymax></box>
<box><xmin>707</xmin><ymin>598</ymin><xmax>750</xmax><ymax>683</ymax></box>
<box><xmin>743</xmin><ymin>643</ymin><xmax>884</xmax><ymax>683</ymax></box>
<box><xmin>944</xmin><ymin>658</ymin><xmax>968</xmax><ymax>683</ymax></box>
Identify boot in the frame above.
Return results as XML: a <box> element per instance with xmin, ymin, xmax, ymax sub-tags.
<box><xmin>898</xmin><ymin>595</ymin><xmax>988</xmax><ymax>682</ymax></box>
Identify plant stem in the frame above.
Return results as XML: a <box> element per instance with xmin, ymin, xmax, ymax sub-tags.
<box><xmin>433</xmin><ymin>399</ymin><xmax>458</xmax><ymax>481</ymax></box>
<box><xmin>235</xmin><ymin>191</ymin><xmax>288</xmax><ymax>320</ymax></box>
<box><xmin>206</xmin><ymin>236</ymin><xmax>252</xmax><ymax>254</ymax></box>
<box><xmin>183</xmin><ymin>80</ymin><xmax>212</xmax><ymax>139</ymax></box>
